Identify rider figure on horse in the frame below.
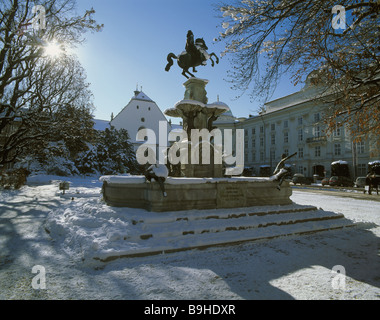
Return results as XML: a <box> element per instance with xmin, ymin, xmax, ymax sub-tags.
<box><xmin>185</xmin><ymin>30</ymin><xmax>207</xmax><ymax>69</ymax></box>
<box><xmin>165</xmin><ymin>30</ymin><xmax>219</xmax><ymax>78</ymax></box>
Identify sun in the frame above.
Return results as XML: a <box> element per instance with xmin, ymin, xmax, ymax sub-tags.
<box><xmin>44</xmin><ymin>41</ymin><xmax>63</xmax><ymax>58</ymax></box>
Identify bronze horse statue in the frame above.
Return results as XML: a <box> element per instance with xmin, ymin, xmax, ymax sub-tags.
<box><xmin>165</xmin><ymin>31</ymin><xmax>219</xmax><ymax>78</ymax></box>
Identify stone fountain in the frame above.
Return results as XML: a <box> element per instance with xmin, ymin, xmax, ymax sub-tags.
<box><xmin>96</xmin><ymin>32</ymin><xmax>354</xmax><ymax>259</ymax></box>
<box><xmin>98</xmin><ymin>77</ymin><xmax>354</xmax><ymax>260</ymax></box>
<box><xmin>101</xmin><ymin>77</ymin><xmax>293</xmax><ymax>211</ymax></box>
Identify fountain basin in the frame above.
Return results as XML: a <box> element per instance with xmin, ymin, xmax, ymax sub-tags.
<box><xmin>100</xmin><ymin>176</ymin><xmax>292</xmax><ymax>212</ymax></box>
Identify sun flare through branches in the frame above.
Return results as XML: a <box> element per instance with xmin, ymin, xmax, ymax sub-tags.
<box><xmin>44</xmin><ymin>41</ymin><xmax>64</xmax><ymax>58</ymax></box>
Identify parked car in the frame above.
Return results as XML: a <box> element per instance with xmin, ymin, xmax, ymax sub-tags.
<box><xmin>329</xmin><ymin>176</ymin><xmax>354</xmax><ymax>187</ymax></box>
<box><xmin>321</xmin><ymin>177</ymin><xmax>330</xmax><ymax>186</ymax></box>
<box><xmin>292</xmin><ymin>173</ymin><xmax>313</xmax><ymax>185</ymax></box>
<box><xmin>354</xmin><ymin>177</ymin><xmax>367</xmax><ymax>188</ymax></box>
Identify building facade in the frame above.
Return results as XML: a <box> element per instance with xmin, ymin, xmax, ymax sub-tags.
<box><xmin>101</xmin><ymin>82</ymin><xmax>378</xmax><ymax>179</ymax></box>
<box><xmin>216</xmin><ymin>76</ymin><xmax>379</xmax><ymax>179</ymax></box>
<box><xmin>111</xmin><ymin>89</ymin><xmax>171</xmax><ymax>155</ymax></box>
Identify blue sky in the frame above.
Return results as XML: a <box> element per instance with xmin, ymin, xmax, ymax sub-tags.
<box><xmin>73</xmin><ymin>0</ymin><xmax>302</xmax><ymax>123</ymax></box>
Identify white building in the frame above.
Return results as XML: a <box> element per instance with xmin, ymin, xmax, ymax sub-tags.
<box><xmin>216</xmin><ymin>74</ymin><xmax>379</xmax><ymax>179</ymax></box>
<box><xmin>111</xmin><ymin>89</ymin><xmax>171</xmax><ymax>154</ymax></box>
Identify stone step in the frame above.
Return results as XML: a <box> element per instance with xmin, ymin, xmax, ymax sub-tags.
<box><xmin>132</xmin><ymin>204</ymin><xmax>318</xmax><ymax>226</ymax></box>
<box><xmin>131</xmin><ymin>206</ymin><xmax>342</xmax><ymax>241</ymax></box>
<box><xmin>94</xmin><ymin>204</ymin><xmax>355</xmax><ymax>262</ymax></box>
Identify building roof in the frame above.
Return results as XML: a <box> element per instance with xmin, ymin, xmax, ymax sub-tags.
<box><xmin>132</xmin><ymin>91</ymin><xmax>154</xmax><ymax>102</ymax></box>
<box><xmin>211</xmin><ymin>100</ymin><xmax>236</xmax><ymax>124</ymax></box>
<box><xmin>93</xmin><ymin>119</ymin><xmax>110</xmax><ymax>131</ymax></box>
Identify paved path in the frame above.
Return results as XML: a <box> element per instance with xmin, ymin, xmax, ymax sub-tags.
<box><xmin>292</xmin><ymin>186</ymin><xmax>380</xmax><ymax>202</ymax></box>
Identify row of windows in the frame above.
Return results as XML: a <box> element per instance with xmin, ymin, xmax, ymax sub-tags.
<box><xmin>244</xmin><ymin>114</ymin><xmax>346</xmax><ymax>140</ymax></box>
<box><xmin>245</xmin><ymin>129</ymin><xmax>312</xmax><ymax>145</ymax></box>
<box><xmin>245</xmin><ymin>126</ymin><xmax>346</xmax><ymax>146</ymax></box>
<box><xmin>245</xmin><ymin>114</ymin><xmax>323</xmax><ymax>136</ymax></box>
<box><xmin>136</xmin><ymin>105</ymin><xmax>151</xmax><ymax>111</ymax></box>
<box><xmin>245</xmin><ymin>141</ymin><xmax>366</xmax><ymax>163</ymax></box>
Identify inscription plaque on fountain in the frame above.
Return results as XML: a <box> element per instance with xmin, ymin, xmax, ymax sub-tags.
<box><xmin>217</xmin><ymin>183</ymin><xmax>246</xmax><ymax>208</ymax></box>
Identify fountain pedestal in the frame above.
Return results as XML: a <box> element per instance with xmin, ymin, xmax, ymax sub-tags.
<box><xmin>165</xmin><ymin>78</ymin><xmax>227</xmax><ymax>178</ymax></box>
<box><xmin>183</xmin><ymin>78</ymin><xmax>209</xmax><ymax>103</ymax></box>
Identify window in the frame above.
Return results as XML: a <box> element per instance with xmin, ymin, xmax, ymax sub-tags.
<box><xmin>298</xmin><ymin>129</ymin><xmax>303</xmax><ymax>141</ymax></box>
<box><xmin>298</xmin><ymin>147</ymin><xmax>304</xmax><ymax>158</ymax></box>
<box><xmin>138</xmin><ymin>126</ymin><xmax>148</xmax><ymax>141</ymax></box>
<box><xmin>357</xmin><ymin>164</ymin><xmax>367</xmax><ymax>176</ymax></box>
<box><xmin>314</xmin><ymin>113</ymin><xmax>320</xmax><ymax>123</ymax></box>
<box><xmin>271</xmin><ymin>133</ymin><xmax>275</xmax><ymax>145</ymax></box>
<box><xmin>141</xmin><ymin>117</ymin><xmax>145</xmax><ymax>122</ymax></box>
<box><xmin>251</xmin><ymin>128</ymin><xmax>256</xmax><ymax>135</ymax></box>
<box><xmin>137</xmin><ymin>105</ymin><xmax>139</xmax><ymax>109</ymax></box>
<box><xmin>270</xmin><ymin>149</ymin><xmax>275</xmax><ymax>161</ymax></box>
<box><xmin>251</xmin><ymin>138</ymin><xmax>256</xmax><ymax>148</ymax></box>
<box><xmin>315</xmin><ymin>146</ymin><xmax>321</xmax><ymax>157</ymax></box>
<box><xmin>298</xmin><ymin>166</ymin><xmax>304</xmax><ymax>175</ymax></box>
<box><xmin>284</xmin><ymin>149</ymin><xmax>289</xmax><ymax>157</ymax></box>
<box><xmin>357</xmin><ymin>141</ymin><xmax>365</xmax><ymax>154</ymax></box>
<box><xmin>284</xmin><ymin>120</ymin><xmax>288</xmax><ymax>128</ymax></box>
<box><xmin>334</xmin><ymin>143</ymin><xmax>341</xmax><ymax>156</ymax></box>
<box><xmin>260</xmin><ymin>136</ymin><xmax>264</xmax><ymax>148</ymax></box>
<box><xmin>333</xmin><ymin>126</ymin><xmax>342</xmax><ymax>136</ymax></box>
<box><xmin>314</xmin><ymin>126</ymin><xmax>321</xmax><ymax>138</ymax></box>
<box><xmin>298</xmin><ymin>117</ymin><xmax>303</xmax><ymax>126</ymax></box>
<box><xmin>260</xmin><ymin>126</ymin><xmax>264</xmax><ymax>134</ymax></box>
<box><xmin>271</xmin><ymin>123</ymin><xmax>275</xmax><ymax>131</ymax></box>
<box><xmin>284</xmin><ymin>132</ymin><xmax>289</xmax><ymax>144</ymax></box>
<box><xmin>260</xmin><ymin>151</ymin><xmax>264</xmax><ymax>161</ymax></box>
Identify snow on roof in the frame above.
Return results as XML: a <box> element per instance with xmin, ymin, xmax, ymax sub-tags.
<box><xmin>169</xmin><ymin>123</ymin><xmax>183</xmax><ymax>132</ymax></box>
<box><xmin>133</xmin><ymin>91</ymin><xmax>154</xmax><ymax>102</ymax></box>
<box><xmin>331</xmin><ymin>160</ymin><xmax>348</xmax><ymax>165</ymax></box>
<box><xmin>93</xmin><ymin>119</ymin><xmax>110</xmax><ymax>131</ymax></box>
<box><xmin>210</xmin><ymin>100</ymin><xmax>229</xmax><ymax>109</ymax></box>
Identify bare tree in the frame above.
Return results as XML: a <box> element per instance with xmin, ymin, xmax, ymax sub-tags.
<box><xmin>0</xmin><ymin>0</ymin><xmax>103</xmax><ymax>166</ymax></box>
<box><xmin>217</xmin><ymin>0</ymin><xmax>380</xmax><ymax>139</ymax></box>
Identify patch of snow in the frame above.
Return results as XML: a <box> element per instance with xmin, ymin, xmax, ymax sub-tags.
<box><xmin>1</xmin><ymin>175</ymin><xmax>379</xmax><ymax>300</ymax></box>
<box><xmin>99</xmin><ymin>175</ymin><xmax>146</xmax><ymax>184</ymax></box>
<box><xmin>173</xmin><ymin>99</ymin><xmax>206</xmax><ymax>109</ymax></box>
<box><xmin>147</xmin><ymin>164</ymin><xmax>169</xmax><ymax>178</ymax></box>
<box><xmin>99</xmin><ymin>175</ymin><xmax>272</xmax><ymax>185</ymax></box>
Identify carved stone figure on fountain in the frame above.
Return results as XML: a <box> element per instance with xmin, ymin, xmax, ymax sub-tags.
<box><xmin>271</xmin><ymin>152</ymin><xmax>297</xmax><ymax>190</ymax></box>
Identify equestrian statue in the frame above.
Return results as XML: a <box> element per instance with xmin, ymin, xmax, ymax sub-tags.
<box><xmin>165</xmin><ymin>30</ymin><xmax>219</xmax><ymax>78</ymax></box>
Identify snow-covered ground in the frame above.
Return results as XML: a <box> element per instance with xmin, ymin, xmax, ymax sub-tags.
<box><xmin>0</xmin><ymin>175</ymin><xmax>379</xmax><ymax>300</ymax></box>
